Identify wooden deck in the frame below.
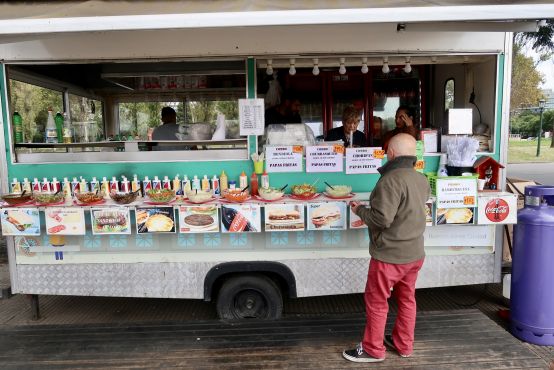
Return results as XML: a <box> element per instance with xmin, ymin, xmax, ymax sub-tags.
<box><xmin>0</xmin><ymin>309</ymin><xmax>547</xmax><ymax>369</ymax></box>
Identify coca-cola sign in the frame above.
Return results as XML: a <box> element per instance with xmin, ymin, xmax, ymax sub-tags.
<box><xmin>485</xmin><ymin>198</ymin><xmax>510</xmax><ymax>222</ymax></box>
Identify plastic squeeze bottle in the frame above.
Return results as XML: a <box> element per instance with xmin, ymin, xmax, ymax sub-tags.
<box><xmin>201</xmin><ymin>175</ymin><xmax>210</xmax><ymax>191</ymax></box>
<box><xmin>250</xmin><ymin>172</ymin><xmax>259</xmax><ymax>196</ymax></box>
<box><xmin>261</xmin><ymin>171</ymin><xmax>270</xmax><ymax>189</ymax></box>
<box><xmin>239</xmin><ymin>171</ymin><xmax>248</xmax><ymax>189</ymax></box>
<box><xmin>220</xmin><ymin>171</ymin><xmax>228</xmax><ymax>193</ymax></box>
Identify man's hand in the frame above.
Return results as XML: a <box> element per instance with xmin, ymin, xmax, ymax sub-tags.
<box><xmin>350</xmin><ymin>201</ymin><xmax>361</xmax><ymax>213</ymax></box>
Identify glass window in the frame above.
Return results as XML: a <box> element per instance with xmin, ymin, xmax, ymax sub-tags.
<box><xmin>119</xmin><ymin>102</ymin><xmax>172</xmax><ymax>140</ymax></box>
<box><xmin>444</xmin><ymin>78</ymin><xmax>455</xmax><ymax>111</ymax></box>
<box><xmin>69</xmin><ymin>94</ymin><xmax>104</xmax><ymax>142</ymax></box>
<box><xmin>9</xmin><ymin>80</ymin><xmax>63</xmax><ymax>143</ymax></box>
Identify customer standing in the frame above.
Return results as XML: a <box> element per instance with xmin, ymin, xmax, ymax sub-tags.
<box><xmin>343</xmin><ymin>133</ymin><xmax>430</xmax><ymax>363</ymax></box>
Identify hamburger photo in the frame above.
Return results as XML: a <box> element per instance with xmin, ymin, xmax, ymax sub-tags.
<box><xmin>311</xmin><ymin>204</ymin><xmax>342</xmax><ymax>228</ymax></box>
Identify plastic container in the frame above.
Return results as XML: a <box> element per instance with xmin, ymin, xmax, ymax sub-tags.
<box><xmin>511</xmin><ymin>185</ymin><xmax>554</xmax><ymax>345</ymax></box>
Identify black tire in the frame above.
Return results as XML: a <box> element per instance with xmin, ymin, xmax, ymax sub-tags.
<box><xmin>216</xmin><ymin>274</ymin><xmax>283</xmax><ymax>320</ymax></box>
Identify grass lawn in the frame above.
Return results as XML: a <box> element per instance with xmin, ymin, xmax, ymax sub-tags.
<box><xmin>508</xmin><ymin>139</ymin><xmax>554</xmax><ymax>163</ymax></box>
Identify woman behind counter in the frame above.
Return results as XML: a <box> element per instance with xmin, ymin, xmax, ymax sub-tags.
<box><xmin>382</xmin><ymin>106</ymin><xmax>418</xmax><ymax>151</ymax></box>
<box><xmin>325</xmin><ymin>106</ymin><xmax>367</xmax><ymax>147</ymax></box>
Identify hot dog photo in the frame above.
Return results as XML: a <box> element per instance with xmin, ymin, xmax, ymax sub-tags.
<box><xmin>45</xmin><ymin>207</ymin><xmax>86</xmax><ymax>235</ymax></box>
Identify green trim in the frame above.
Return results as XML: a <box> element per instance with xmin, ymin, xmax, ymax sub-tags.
<box><xmin>1</xmin><ymin>64</ymin><xmax>13</xmax><ymax>167</ymax></box>
<box><xmin>247</xmin><ymin>57</ymin><xmax>258</xmax><ymax>157</ymax></box>
<box><xmin>493</xmin><ymin>53</ymin><xmax>505</xmax><ymax>163</ymax></box>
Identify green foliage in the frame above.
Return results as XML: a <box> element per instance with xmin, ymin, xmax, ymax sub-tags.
<box><xmin>510</xmin><ymin>46</ymin><xmax>544</xmax><ymax>110</ymax></box>
<box><xmin>515</xmin><ymin>20</ymin><xmax>554</xmax><ymax>55</ymax></box>
<box><xmin>510</xmin><ymin>110</ymin><xmax>553</xmax><ymax>138</ymax></box>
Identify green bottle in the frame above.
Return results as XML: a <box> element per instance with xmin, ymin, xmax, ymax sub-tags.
<box><xmin>13</xmin><ymin>111</ymin><xmax>23</xmax><ymax>143</ymax></box>
<box><xmin>55</xmin><ymin>112</ymin><xmax>64</xmax><ymax>142</ymax></box>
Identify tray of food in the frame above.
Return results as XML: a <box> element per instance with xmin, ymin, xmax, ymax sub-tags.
<box><xmin>256</xmin><ymin>187</ymin><xmax>286</xmax><ymax>202</ymax></box>
<box><xmin>185</xmin><ymin>190</ymin><xmax>215</xmax><ymax>204</ymax></box>
<box><xmin>74</xmin><ymin>192</ymin><xmax>105</xmax><ymax>206</ymax></box>
<box><xmin>323</xmin><ymin>185</ymin><xmax>354</xmax><ymax>199</ymax></box>
<box><xmin>222</xmin><ymin>189</ymin><xmax>251</xmax><ymax>203</ymax></box>
<box><xmin>290</xmin><ymin>184</ymin><xmax>319</xmax><ymax>200</ymax></box>
<box><xmin>145</xmin><ymin>189</ymin><xmax>175</xmax><ymax>204</ymax></box>
<box><xmin>109</xmin><ymin>191</ymin><xmax>139</xmax><ymax>205</ymax></box>
<box><xmin>33</xmin><ymin>192</ymin><xmax>65</xmax><ymax>206</ymax></box>
<box><xmin>1</xmin><ymin>192</ymin><xmax>34</xmax><ymax>206</ymax></box>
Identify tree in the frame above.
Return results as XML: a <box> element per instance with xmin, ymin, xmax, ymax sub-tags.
<box><xmin>510</xmin><ymin>43</ymin><xmax>544</xmax><ymax>110</ymax></box>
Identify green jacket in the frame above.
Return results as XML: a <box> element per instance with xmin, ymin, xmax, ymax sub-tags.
<box><xmin>356</xmin><ymin>156</ymin><xmax>430</xmax><ymax>264</ymax></box>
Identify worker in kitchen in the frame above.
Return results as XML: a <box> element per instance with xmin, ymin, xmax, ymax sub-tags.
<box><xmin>152</xmin><ymin>106</ymin><xmax>179</xmax><ymax>140</ymax></box>
<box><xmin>382</xmin><ymin>106</ymin><xmax>418</xmax><ymax>151</ymax></box>
<box><xmin>325</xmin><ymin>105</ymin><xmax>366</xmax><ymax>147</ymax></box>
<box><xmin>372</xmin><ymin>116</ymin><xmax>383</xmax><ymax>146</ymax></box>
<box><xmin>264</xmin><ymin>91</ymin><xmax>302</xmax><ymax>126</ymax></box>
<box><xmin>343</xmin><ymin>133</ymin><xmax>430</xmax><ymax>363</ymax></box>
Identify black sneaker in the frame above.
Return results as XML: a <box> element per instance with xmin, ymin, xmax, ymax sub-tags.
<box><xmin>342</xmin><ymin>342</ymin><xmax>385</xmax><ymax>363</ymax></box>
<box><xmin>384</xmin><ymin>334</ymin><xmax>412</xmax><ymax>358</ymax></box>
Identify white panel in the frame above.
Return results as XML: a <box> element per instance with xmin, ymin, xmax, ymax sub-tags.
<box><xmin>424</xmin><ymin>225</ymin><xmax>495</xmax><ymax>246</ymax></box>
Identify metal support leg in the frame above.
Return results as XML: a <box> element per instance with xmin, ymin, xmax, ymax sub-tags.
<box><xmin>28</xmin><ymin>294</ymin><xmax>40</xmax><ymax>320</ymax></box>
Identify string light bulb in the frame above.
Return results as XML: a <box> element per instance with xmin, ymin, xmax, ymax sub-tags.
<box><xmin>289</xmin><ymin>58</ymin><xmax>296</xmax><ymax>75</ymax></box>
<box><xmin>266</xmin><ymin>59</ymin><xmax>273</xmax><ymax>75</ymax></box>
<box><xmin>361</xmin><ymin>57</ymin><xmax>369</xmax><ymax>74</ymax></box>
<box><xmin>382</xmin><ymin>57</ymin><xmax>390</xmax><ymax>74</ymax></box>
<box><xmin>312</xmin><ymin>58</ymin><xmax>320</xmax><ymax>76</ymax></box>
<box><xmin>403</xmin><ymin>57</ymin><xmax>412</xmax><ymax>74</ymax></box>
<box><xmin>339</xmin><ymin>58</ymin><xmax>346</xmax><ymax>75</ymax></box>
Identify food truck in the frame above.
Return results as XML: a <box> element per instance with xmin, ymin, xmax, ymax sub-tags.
<box><xmin>0</xmin><ymin>2</ymin><xmax>551</xmax><ymax>319</ymax></box>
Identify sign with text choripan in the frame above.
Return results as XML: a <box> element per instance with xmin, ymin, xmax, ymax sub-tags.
<box><xmin>345</xmin><ymin>147</ymin><xmax>382</xmax><ymax>174</ymax></box>
<box><xmin>265</xmin><ymin>146</ymin><xmax>303</xmax><ymax>173</ymax></box>
<box><xmin>306</xmin><ymin>145</ymin><xmax>344</xmax><ymax>173</ymax></box>
<box><xmin>436</xmin><ymin>178</ymin><xmax>478</xmax><ymax>209</ymax></box>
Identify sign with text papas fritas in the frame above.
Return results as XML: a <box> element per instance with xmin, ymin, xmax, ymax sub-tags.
<box><xmin>477</xmin><ymin>193</ymin><xmax>517</xmax><ymax>225</ymax></box>
<box><xmin>345</xmin><ymin>147</ymin><xmax>383</xmax><ymax>174</ymax></box>
<box><xmin>306</xmin><ymin>144</ymin><xmax>344</xmax><ymax>173</ymax></box>
<box><xmin>265</xmin><ymin>145</ymin><xmax>303</xmax><ymax>173</ymax></box>
<box><xmin>436</xmin><ymin>177</ymin><xmax>477</xmax><ymax>209</ymax></box>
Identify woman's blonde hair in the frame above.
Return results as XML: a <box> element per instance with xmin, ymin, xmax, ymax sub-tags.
<box><xmin>342</xmin><ymin>106</ymin><xmax>361</xmax><ymax>124</ymax></box>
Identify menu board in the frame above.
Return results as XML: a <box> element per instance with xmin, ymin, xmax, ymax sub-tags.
<box><xmin>239</xmin><ymin>98</ymin><xmax>265</xmax><ymax>136</ymax></box>
<box><xmin>265</xmin><ymin>146</ymin><xmax>303</xmax><ymax>173</ymax></box>
<box><xmin>179</xmin><ymin>205</ymin><xmax>219</xmax><ymax>233</ymax></box>
<box><xmin>349</xmin><ymin>201</ymin><xmax>369</xmax><ymax>229</ymax></box>
<box><xmin>264</xmin><ymin>204</ymin><xmax>305</xmax><ymax>232</ymax></box>
<box><xmin>306</xmin><ymin>145</ymin><xmax>344</xmax><ymax>173</ymax></box>
<box><xmin>436</xmin><ymin>178</ymin><xmax>477</xmax><ymax>209</ymax></box>
<box><xmin>91</xmin><ymin>207</ymin><xmax>131</xmax><ymax>235</ymax></box>
<box><xmin>1</xmin><ymin>208</ymin><xmax>40</xmax><ymax>236</ymax></box>
<box><xmin>45</xmin><ymin>207</ymin><xmax>86</xmax><ymax>235</ymax></box>
<box><xmin>435</xmin><ymin>207</ymin><xmax>475</xmax><ymax>225</ymax></box>
<box><xmin>345</xmin><ymin>147</ymin><xmax>383</xmax><ymax>174</ymax></box>
<box><xmin>221</xmin><ymin>204</ymin><xmax>262</xmax><ymax>233</ymax></box>
<box><xmin>136</xmin><ymin>206</ymin><xmax>176</xmax><ymax>233</ymax></box>
<box><xmin>306</xmin><ymin>202</ymin><xmax>347</xmax><ymax>231</ymax></box>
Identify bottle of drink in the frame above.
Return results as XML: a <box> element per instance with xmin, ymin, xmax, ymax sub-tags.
<box><xmin>62</xmin><ymin>113</ymin><xmax>73</xmax><ymax>143</ymax></box>
<box><xmin>250</xmin><ymin>172</ymin><xmax>259</xmax><ymax>196</ymax></box>
<box><xmin>13</xmin><ymin>112</ymin><xmax>23</xmax><ymax>144</ymax></box>
<box><xmin>221</xmin><ymin>206</ymin><xmax>255</xmax><ymax>232</ymax></box>
<box><xmin>45</xmin><ymin>108</ymin><xmax>58</xmax><ymax>143</ymax></box>
<box><xmin>55</xmin><ymin>112</ymin><xmax>64</xmax><ymax>143</ymax></box>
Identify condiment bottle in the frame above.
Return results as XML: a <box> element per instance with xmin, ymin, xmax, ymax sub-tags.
<box><xmin>51</xmin><ymin>177</ymin><xmax>61</xmax><ymax>193</ymax></box>
<box><xmin>192</xmin><ymin>175</ymin><xmax>201</xmax><ymax>191</ymax></box>
<box><xmin>211</xmin><ymin>175</ymin><xmax>220</xmax><ymax>196</ymax></box>
<box><xmin>71</xmin><ymin>177</ymin><xmax>80</xmax><ymax>195</ymax></box>
<box><xmin>250</xmin><ymin>172</ymin><xmax>259</xmax><ymax>196</ymax></box>
<box><xmin>101</xmin><ymin>177</ymin><xmax>110</xmax><ymax>198</ymax></box>
<box><xmin>22</xmin><ymin>178</ymin><xmax>32</xmax><ymax>193</ymax></box>
<box><xmin>80</xmin><ymin>177</ymin><xmax>89</xmax><ymax>193</ymax></box>
<box><xmin>438</xmin><ymin>153</ymin><xmax>448</xmax><ymax>177</ymax></box>
<box><xmin>41</xmin><ymin>177</ymin><xmax>51</xmax><ymax>193</ymax></box>
<box><xmin>229</xmin><ymin>180</ymin><xmax>237</xmax><ymax>190</ymax></box>
<box><xmin>220</xmin><ymin>171</ymin><xmax>228</xmax><ymax>193</ymax></box>
<box><xmin>162</xmin><ymin>176</ymin><xmax>171</xmax><ymax>190</ymax></box>
<box><xmin>120</xmin><ymin>177</ymin><xmax>130</xmax><ymax>193</ymax></box>
<box><xmin>261</xmin><ymin>171</ymin><xmax>270</xmax><ymax>189</ymax></box>
<box><xmin>239</xmin><ymin>171</ymin><xmax>248</xmax><ymax>189</ymax></box>
<box><xmin>32</xmin><ymin>178</ymin><xmax>41</xmax><ymax>193</ymax></box>
<box><xmin>182</xmin><ymin>175</ymin><xmax>191</xmax><ymax>193</ymax></box>
<box><xmin>110</xmin><ymin>176</ymin><xmax>119</xmax><ymax>192</ymax></box>
<box><xmin>173</xmin><ymin>175</ymin><xmax>182</xmax><ymax>196</ymax></box>
<box><xmin>143</xmin><ymin>176</ymin><xmax>152</xmax><ymax>195</ymax></box>
<box><xmin>201</xmin><ymin>175</ymin><xmax>210</xmax><ymax>191</ymax></box>
<box><xmin>152</xmin><ymin>176</ymin><xmax>161</xmax><ymax>190</ymax></box>
<box><xmin>10</xmin><ymin>178</ymin><xmax>21</xmax><ymax>194</ymax></box>
<box><xmin>90</xmin><ymin>177</ymin><xmax>100</xmax><ymax>193</ymax></box>
<box><xmin>63</xmin><ymin>178</ymin><xmax>72</xmax><ymax>201</ymax></box>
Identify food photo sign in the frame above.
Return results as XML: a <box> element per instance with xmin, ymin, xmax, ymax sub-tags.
<box><xmin>265</xmin><ymin>146</ymin><xmax>303</xmax><ymax>173</ymax></box>
<box><xmin>0</xmin><ymin>208</ymin><xmax>40</xmax><ymax>236</ymax></box>
<box><xmin>90</xmin><ymin>207</ymin><xmax>131</xmax><ymax>235</ymax></box>
<box><xmin>349</xmin><ymin>201</ymin><xmax>369</xmax><ymax>229</ymax></box>
<box><xmin>306</xmin><ymin>145</ymin><xmax>344</xmax><ymax>173</ymax></box>
<box><xmin>45</xmin><ymin>207</ymin><xmax>86</xmax><ymax>235</ymax></box>
<box><xmin>136</xmin><ymin>206</ymin><xmax>176</xmax><ymax>233</ymax></box>
<box><xmin>221</xmin><ymin>204</ymin><xmax>262</xmax><ymax>233</ymax></box>
<box><xmin>435</xmin><ymin>178</ymin><xmax>477</xmax><ymax>209</ymax></box>
<box><xmin>307</xmin><ymin>202</ymin><xmax>347</xmax><ymax>231</ymax></box>
<box><xmin>179</xmin><ymin>205</ymin><xmax>219</xmax><ymax>233</ymax></box>
<box><xmin>264</xmin><ymin>204</ymin><xmax>305</xmax><ymax>232</ymax></box>
<box><xmin>345</xmin><ymin>147</ymin><xmax>383</xmax><ymax>174</ymax></box>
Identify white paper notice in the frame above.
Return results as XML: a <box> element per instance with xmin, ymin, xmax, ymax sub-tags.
<box><xmin>345</xmin><ymin>147</ymin><xmax>383</xmax><ymax>174</ymax></box>
<box><xmin>435</xmin><ymin>178</ymin><xmax>478</xmax><ymax>209</ymax></box>
<box><xmin>239</xmin><ymin>98</ymin><xmax>265</xmax><ymax>136</ymax></box>
<box><xmin>306</xmin><ymin>145</ymin><xmax>344</xmax><ymax>173</ymax></box>
<box><xmin>448</xmin><ymin>108</ymin><xmax>473</xmax><ymax>135</ymax></box>
<box><xmin>265</xmin><ymin>146</ymin><xmax>303</xmax><ymax>173</ymax></box>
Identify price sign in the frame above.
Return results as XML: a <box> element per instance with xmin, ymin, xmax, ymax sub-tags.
<box><xmin>239</xmin><ymin>98</ymin><xmax>265</xmax><ymax>136</ymax></box>
<box><xmin>345</xmin><ymin>147</ymin><xmax>382</xmax><ymax>174</ymax></box>
<box><xmin>265</xmin><ymin>146</ymin><xmax>303</xmax><ymax>173</ymax></box>
<box><xmin>436</xmin><ymin>178</ymin><xmax>478</xmax><ymax>209</ymax></box>
<box><xmin>306</xmin><ymin>145</ymin><xmax>344</xmax><ymax>173</ymax></box>
<box><xmin>373</xmin><ymin>149</ymin><xmax>385</xmax><ymax>159</ymax></box>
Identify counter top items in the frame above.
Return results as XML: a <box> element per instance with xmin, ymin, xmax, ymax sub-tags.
<box><xmin>256</xmin><ymin>187</ymin><xmax>285</xmax><ymax>202</ymax></box>
<box><xmin>1</xmin><ymin>192</ymin><xmax>33</xmax><ymax>206</ymax></box>
<box><xmin>324</xmin><ymin>185</ymin><xmax>353</xmax><ymax>199</ymax></box>
<box><xmin>109</xmin><ymin>191</ymin><xmax>139</xmax><ymax>205</ymax></box>
<box><xmin>473</xmin><ymin>156</ymin><xmax>504</xmax><ymax>191</ymax></box>
<box><xmin>33</xmin><ymin>192</ymin><xmax>65</xmax><ymax>206</ymax></box>
<box><xmin>290</xmin><ymin>183</ymin><xmax>318</xmax><ymax>200</ymax></box>
<box><xmin>146</xmin><ymin>188</ymin><xmax>175</xmax><ymax>204</ymax></box>
<box><xmin>185</xmin><ymin>190</ymin><xmax>214</xmax><ymax>204</ymax></box>
<box><xmin>222</xmin><ymin>189</ymin><xmax>251</xmax><ymax>203</ymax></box>
<box><xmin>74</xmin><ymin>192</ymin><xmax>105</xmax><ymax>206</ymax></box>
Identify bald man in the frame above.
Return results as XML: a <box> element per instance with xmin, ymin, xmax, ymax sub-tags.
<box><xmin>343</xmin><ymin>134</ymin><xmax>430</xmax><ymax>363</ymax></box>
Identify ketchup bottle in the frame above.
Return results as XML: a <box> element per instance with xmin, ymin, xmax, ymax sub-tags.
<box><xmin>250</xmin><ymin>172</ymin><xmax>259</xmax><ymax>196</ymax></box>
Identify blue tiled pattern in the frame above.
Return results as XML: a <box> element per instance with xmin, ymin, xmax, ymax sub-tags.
<box><xmin>203</xmin><ymin>233</ymin><xmax>221</xmax><ymax>247</ymax></box>
<box><xmin>84</xmin><ymin>230</ymin><xmax>102</xmax><ymax>249</ymax></box>
<box><xmin>296</xmin><ymin>231</ymin><xmax>315</xmax><ymax>245</ymax></box>
<box><xmin>108</xmin><ymin>234</ymin><xmax>128</xmax><ymax>249</ymax></box>
<box><xmin>270</xmin><ymin>232</ymin><xmax>289</xmax><ymax>246</ymax></box>
<box><xmin>230</xmin><ymin>233</ymin><xmax>248</xmax><ymax>247</ymax></box>
<box><xmin>323</xmin><ymin>230</ymin><xmax>343</xmax><ymax>245</ymax></box>
<box><xmin>135</xmin><ymin>234</ymin><xmax>154</xmax><ymax>249</ymax></box>
<box><xmin>177</xmin><ymin>233</ymin><xmax>197</xmax><ymax>248</ymax></box>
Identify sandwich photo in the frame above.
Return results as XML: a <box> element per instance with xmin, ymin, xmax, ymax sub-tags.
<box><xmin>268</xmin><ymin>209</ymin><xmax>301</xmax><ymax>223</ymax></box>
<box><xmin>311</xmin><ymin>204</ymin><xmax>342</xmax><ymax>228</ymax></box>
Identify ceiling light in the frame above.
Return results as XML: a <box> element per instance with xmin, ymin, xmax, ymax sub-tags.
<box><xmin>463</xmin><ymin>56</ymin><xmax>469</xmax><ymax>63</ymax></box>
<box><xmin>403</xmin><ymin>57</ymin><xmax>412</xmax><ymax>74</ymax></box>
<box><xmin>289</xmin><ymin>58</ymin><xmax>296</xmax><ymax>76</ymax></box>
<box><xmin>361</xmin><ymin>57</ymin><xmax>369</xmax><ymax>74</ymax></box>
<box><xmin>431</xmin><ymin>56</ymin><xmax>437</xmax><ymax>63</ymax></box>
<box><xmin>339</xmin><ymin>58</ymin><xmax>346</xmax><ymax>75</ymax></box>
<box><xmin>312</xmin><ymin>58</ymin><xmax>320</xmax><ymax>76</ymax></box>
<box><xmin>266</xmin><ymin>59</ymin><xmax>273</xmax><ymax>75</ymax></box>
<box><xmin>382</xmin><ymin>57</ymin><xmax>390</xmax><ymax>74</ymax></box>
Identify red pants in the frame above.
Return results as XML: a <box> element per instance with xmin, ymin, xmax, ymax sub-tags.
<box><xmin>362</xmin><ymin>258</ymin><xmax>424</xmax><ymax>358</ymax></box>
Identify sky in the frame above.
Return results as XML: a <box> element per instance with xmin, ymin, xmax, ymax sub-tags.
<box><xmin>527</xmin><ymin>47</ymin><xmax>554</xmax><ymax>91</ymax></box>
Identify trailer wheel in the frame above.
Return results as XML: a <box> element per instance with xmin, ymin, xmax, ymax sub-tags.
<box><xmin>216</xmin><ymin>274</ymin><xmax>283</xmax><ymax>320</ymax></box>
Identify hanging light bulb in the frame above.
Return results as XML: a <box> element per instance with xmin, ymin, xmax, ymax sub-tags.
<box><xmin>431</xmin><ymin>56</ymin><xmax>437</xmax><ymax>64</ymax></box>
<box><xmin>312</xmin><ymin>58</ymin><xmax>320</xmax><ymax>76</ymax></box>
<box><xmin>403</xmin><ymin>57</ymin><xmax>412</xmax><ymax>74</ymax></box>
<box><xmin>289</xmin><ymin>58</ymin><xmax>296</xmax><ymax>75</ymax></box>
<box><xmin>382</xmin><ymin>57</ymin><xmax>390</xmax><ymax>74</ymax></box>
<box><xmin>463</xmin><ymin>56</ymin><xmax>469</xmax><ymax>64</ymax></box>
<box><xmin>339</xmin><ymin>58</ymin><xmax>346</xmax><ymax>75</ymax></box>
<box><xmin>266</xmin><ymin>59</ymin><xmax>273</xmax><ymax>75</ymax></box>
<box><xmin>361</xmin><ymin>57</ymin><xmax>369</xmax><ymax>74</ymax></box>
